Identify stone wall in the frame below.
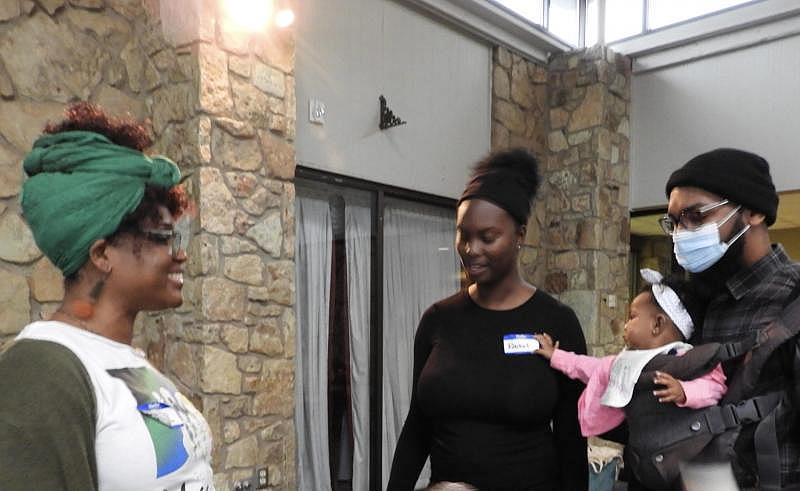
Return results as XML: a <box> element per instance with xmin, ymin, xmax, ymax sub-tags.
<box><xmin>491</xmin><ymin>48</ymin><xmax>550</xmax><ymax>292</ymax></box>
<box><xmin>0</xmin><ymin>1</ymin><xmax>297</xmax><ymax>489</ymax></box>
<box><xmin>492</xmin><ymin>46</ymin><xmax>632</xmax><ymax>356</ymax></box>
<box><xmin>545</xmin><ymin>47</ymin><xmax>631</xmax><ymax>356</ymax></box>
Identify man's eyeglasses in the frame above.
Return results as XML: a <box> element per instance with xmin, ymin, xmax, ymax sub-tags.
<box><xmin>140</xmin><ymin>228</ymin><xmax>187</xmax><ymax>258</ymax></box>
<box><xmin>658</xmin><ymin>199</ymin><xmax>730</xmax><ymax>235</ymax></box>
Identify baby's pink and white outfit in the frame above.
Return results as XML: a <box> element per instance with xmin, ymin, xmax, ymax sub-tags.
<box><xmin>550</xmin><ymin>345</ymin><xmax>727</xmax><ymax>437</ymax></box>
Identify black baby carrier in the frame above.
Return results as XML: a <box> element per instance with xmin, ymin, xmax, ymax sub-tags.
<box><xmin>622</xmin><ymin>289</ymin><xmax>800</xmax><ymax>490</ymax></box>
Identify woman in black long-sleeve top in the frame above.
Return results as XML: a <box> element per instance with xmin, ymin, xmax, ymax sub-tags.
<box><xmin>387</xmin><ymin>148</ymin><xmax>588</xmax><ymax>491</ymax></box>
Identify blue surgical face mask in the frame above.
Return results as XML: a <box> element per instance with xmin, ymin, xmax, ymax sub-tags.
<box><xmin>672</xmin><ymin>206</ymin><xmax>750</xmax><ymax>273</ymax></box>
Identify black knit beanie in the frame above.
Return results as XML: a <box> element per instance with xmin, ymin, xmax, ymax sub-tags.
<box><xmin>459</xmin><ymin>148</ymin><xmax>540</xmax><ymax>225</ymax></box>
<box><xmin>665</xmin><ymin>148</ymin><xmax>778</xmax><ymax>226</ymax></box>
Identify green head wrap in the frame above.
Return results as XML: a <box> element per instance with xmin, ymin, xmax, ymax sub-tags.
<box><xmin>21</xmin><ymin>130</ymin><xmax>181</xmax><ymax>277</ymax></box>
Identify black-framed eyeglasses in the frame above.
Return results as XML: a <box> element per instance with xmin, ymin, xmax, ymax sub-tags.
<box><xmin>658</xmin><ymin>199</ymin><xmax>730</xmax><ymax>235</ymax></box>
<box><xmin>140</xmin><ymin>228</ymin><xmax>186</xmax><ymax>258</ymax></box>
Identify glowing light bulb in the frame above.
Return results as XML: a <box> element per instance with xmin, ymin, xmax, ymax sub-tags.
<box><xmin>274</xmin><ymin>8</ymin><xmax>295</xmax><ymax>28</ymax></box>
<box><xmin>224</xmin><ymin>0</ymin><xmax>274</xmax><ymax>32</ymax></box>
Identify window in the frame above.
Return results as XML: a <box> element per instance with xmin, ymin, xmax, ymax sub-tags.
<box><xmin>294</xmin><ymin>169</ymin><xmax>461</xmax><ymax>491</ymax></box>
<box><xmin>492</xmin><ymin>0</ymin><xmax>545</xmax><ymax>25</ymax></box>
<box><xmin>294</xmin><ymin>180</ymin><xmax>372</xmax><ymax>491</ymax></box>
<box><xmin>549</xmin><ymin>0</ymin><xmax>580</xmax><ymax>46</ymax></box>
<box><xmin>491</xmin><ymin>0</ymin><xmax>759</xmax><ymax>47</ymax></box>
<box><xmin>605</xmin><ymin>0</ymin><xmax>644</xmax><ymax>43</ymax></box>
<box><xmin>585</xmin><ymin>0</ymin><xmax>600</xmax><ymax>46</ymax></box>
<box><xmin>647</xmin><ymin>0</ymin><xmax>754</xmax><ymax>30</ymax></box>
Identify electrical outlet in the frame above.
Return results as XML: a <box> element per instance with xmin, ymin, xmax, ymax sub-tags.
<box><xmin>233</xmin><ymin>467</ymin><xmax>268</xmax><ymax>490</ymax></box>
<box><xmin>232</xmin><ymin>477</ymin><xmax>254</xmax><ymax>490</ymax></box>
<box><xmin>256</xmin><ymin>467</ymin><xmax>268</xmax><ymax>489</ymax></box>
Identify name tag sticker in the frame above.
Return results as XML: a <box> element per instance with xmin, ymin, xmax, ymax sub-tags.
<box><xmin>138</xmin><ymin>402</ymin><xmax>184</xmax><ymax>428</ymax></box>
<box><xmin>503</xmin><ymin>334</ymin><xmax>539</xmax><ymax>355</ymax></box>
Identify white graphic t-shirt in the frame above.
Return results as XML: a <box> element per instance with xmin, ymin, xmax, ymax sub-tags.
<box><xmin>17</xmin><ymin>321</ymin><xmax>215</xmax><ymax>491</ymax></box>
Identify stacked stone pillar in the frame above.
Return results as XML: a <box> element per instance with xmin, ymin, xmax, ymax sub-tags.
<box><xmin>492</xmin><ymin>46</ymin><xmax>632</xmax><ymax>356</ymax></box>
<box><xmin>545</xmin><ymin>47</ymin><xmax>631</xmax><ymax>356</ymax></box>
<box><xmin>154</xmin><ymin>2</ymin><xmax>298</xmax><ymax>488</ymax></box>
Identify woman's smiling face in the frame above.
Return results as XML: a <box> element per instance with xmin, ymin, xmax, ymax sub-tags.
<box><xmin>105</xmin><ymin>205</ymin><xmax>187</xmax><ymax>312</ymax></box>
<box><xmin>456</xmin><ymin>198</ymin><xmax>523</xmax><ymax>286</ymax></box>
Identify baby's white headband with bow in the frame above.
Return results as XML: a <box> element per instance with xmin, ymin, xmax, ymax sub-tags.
<box><xmin>640</xmin><ymin>268</ymin><xmax>694</xmax><ymax>340</ymax></box>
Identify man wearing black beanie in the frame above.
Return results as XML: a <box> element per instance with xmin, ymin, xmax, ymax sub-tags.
<box><xmin>663</xmin><ymin>148</ymin><xmax>800</xmax><ymax>489</ymax></box>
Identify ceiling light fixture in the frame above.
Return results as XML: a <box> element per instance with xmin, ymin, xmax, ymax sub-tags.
<box><xmin>223</xmin><ymin>0</ymin><xmax>273</xmax><ymax>32</ymax></box>
<box><xmin>274</xmin><ymin>6</ymin><xmax>295</xmax><ymax>28</ymax></box>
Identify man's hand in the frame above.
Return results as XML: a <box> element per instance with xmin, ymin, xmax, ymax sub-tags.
<box><xmin>653</xmin><ymin>371</ymin><xmax>686</xmax><ymax>404</ymax></box>
<box><xmin>534</xmin><ymin>333</ymin><xmax>558</xmax><ymax>360</ymax></box>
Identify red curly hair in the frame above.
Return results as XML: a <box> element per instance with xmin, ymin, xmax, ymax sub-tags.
<box><xmin>45</xmin><ymin>101</ymin><xmax>154</xmax><ymax>151</ymax></box>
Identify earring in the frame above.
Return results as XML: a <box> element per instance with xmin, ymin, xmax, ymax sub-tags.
<box><xmin>67</xmin><ymin>269</ymin><xmax>110</xmax><ymax>320</ymax></box>
<box><xmin>71</xmin><ymin>300</ymin><xmax>94</xmax><ymax>319</ymax></box>
<box><xmin>73</xmin><ymin>280</ymin><xmax>105</xmax><ymax>318</ymax></box>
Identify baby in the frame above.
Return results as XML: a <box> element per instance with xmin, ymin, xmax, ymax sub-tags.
<box><xmin>535</xmin><ymin>269</ymin><xmax>727</xmax><ymax>437</ymax></box>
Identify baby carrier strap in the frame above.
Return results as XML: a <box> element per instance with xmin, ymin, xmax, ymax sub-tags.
<box><xmin>701</xmin><ymin>280</ymin><xmax>800</xmax><ymax>490</ymax></box>
<box><xmin>622</xmin><ymin>345</ymin><xmax>735</xmax><ymax>490</ymax></box>
<box><xmin>623</xmin><ymin>281</ymin><xmax>800</xmax><ymax>490</ymax></box>
<box><xmin>637</xmin><ymin>343</ymin><xmax>724</xmax><ymax>389</ymax></box>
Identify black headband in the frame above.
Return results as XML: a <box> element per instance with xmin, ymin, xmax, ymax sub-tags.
<box><xmin>459</xmin><ymin>170</ymin><xmax>532</xmax><ymax>225</ymax></box>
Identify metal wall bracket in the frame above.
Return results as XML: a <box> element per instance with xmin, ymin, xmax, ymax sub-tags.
<box><xmin>379</xmin><ymin>95</ymin><xmax>407</xmax><ymax>130</ymax></box>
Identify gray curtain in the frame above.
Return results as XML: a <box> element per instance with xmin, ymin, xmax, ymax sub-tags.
<box><xmin>381</xmin><ymin>199</ymin><xmax>461</xmax><ymax>490</ymax></box>
<box><xmin>295</xmin><ymin>195</ymin><xmax>333</xmax><ymax>491</ymax></box>
<box><xmin>346</xmin><ymin>202</ymin><xmax>372</xmax><ymax>491</ymax></box>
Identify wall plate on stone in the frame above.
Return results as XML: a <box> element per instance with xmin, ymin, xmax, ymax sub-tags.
<box><xmin>232</xmin><ymin>476</ymin><xmax>253</xmax><ymax>491</ymax></box>
<box><xmin>232</xmin><ymin>467</ymin><xmax>268</xmax><ymax>490</ymax></box>
<box><xmin>256</xmin><ymin>467</ymin><xmax>268</xmax><ymax>489</ymax></box>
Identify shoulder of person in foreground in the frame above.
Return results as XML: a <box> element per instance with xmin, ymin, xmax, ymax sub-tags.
<box><xmin>0</xmin><ymin>338</ymin><xmax>97</xmax><ymax>490</ymax></box>
<box><xmin>414</xmin><ymin>291</ymin><xmax>471</xmax><ymax>334</ymax></box>
<box><xmin>427</xmin><ymin>290</ymin><xmax>470</xmax><ymax>315</ymax></box>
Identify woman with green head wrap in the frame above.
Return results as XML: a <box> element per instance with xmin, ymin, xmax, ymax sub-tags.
<box><xmin>0</xmin><ymin>103</ymin><xmax>215</xmax><ymax>490</ymax></box>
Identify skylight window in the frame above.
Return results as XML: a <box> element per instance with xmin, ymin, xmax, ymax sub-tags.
<box><xmin>604</xmin><ymin>0</ymin><xmax>644</xmax><ymax>43</ymax></box>
<box><xmin>493</xmin><ymin>0</ymin><xmax>545</xmax><ymax>25</ymax></box>
<box><xmin>491</xmin><ymin>0</ymin><xmax>757</xmax><ymax>46</ymax></box>
<box><xmin>549</xmin><ymin>0</ymin><xmax>580</xmax><ymax>46</ymax></box>
<box><xmin>647</xmin><ymin>0</ymin><xmax>754</xmax><ymax>30</ymax></box>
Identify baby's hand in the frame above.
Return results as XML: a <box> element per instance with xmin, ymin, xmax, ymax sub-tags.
<box><xmin>653</xmin><ymin>371</ymin><xmax>687</xmax><ymax>405</ymax></box>
<box><xmin>534</xmin><ymin>333</ymin><xmax>558</xmax><ymax>360</ymax></box>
